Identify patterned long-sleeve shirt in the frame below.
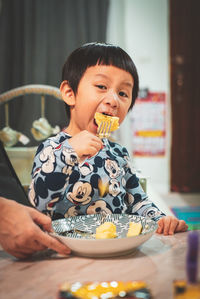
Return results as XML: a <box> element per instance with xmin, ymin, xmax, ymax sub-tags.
<box><xmin>28</xmin><ymin>131</ymin><xmax>165</xmax><ymax>221</ymax></box>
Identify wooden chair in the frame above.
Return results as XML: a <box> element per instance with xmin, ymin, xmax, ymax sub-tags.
<box><xmin>0</xmin><ymin>84</ymin><xmax>62</xmax><ymax>189</ymax></box>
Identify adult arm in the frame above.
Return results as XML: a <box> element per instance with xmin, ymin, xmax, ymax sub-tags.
<box><xmin>0</xmin><ymin>197</ymin><xmax>70</xmax><ymax>259</ymax></box>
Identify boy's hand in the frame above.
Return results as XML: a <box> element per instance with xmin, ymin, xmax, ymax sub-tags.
<box><xmin>68</xmin><ymin>130</ymin><xmax>103</xmax><ymax>160</ymax></box>
<box><xmin>156</xmin><ymin>216</ymin><xmax>188</xmax><ymax>235</ymax></box>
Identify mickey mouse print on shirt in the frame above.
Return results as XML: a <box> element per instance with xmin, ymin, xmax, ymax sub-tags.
<box><xmin>29</xmin><ymin>131</ymin><xmax>165</xmax><ymax>221</ymax></box>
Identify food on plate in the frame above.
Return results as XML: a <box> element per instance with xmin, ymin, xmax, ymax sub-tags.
<box><xmin>127</xmin><ymin>222</ymin><xmax>143</xmax><ymax>237</ymax></box>
<box><xmin>94</xmin><ymin>112</ymin><xmax>119</xmax><ymax>132</ymax></box>
<box><xmin>95</xmin><ymin>221</ymin><xmax>143</xmax><ymax>239</ymax></box>
<box><xmin>58</xmin><ymin>280</ymin><xmax>152</xmax><ymax>299</ymax></box>
<box><xmin>95</xmin><ymin>222</ymin><xmax>117</xmax><ymax>239</ymax></box>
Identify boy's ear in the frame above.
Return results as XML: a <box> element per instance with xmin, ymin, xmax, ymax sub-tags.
<box><xmin>60</xmin><ymin>80</ymin><xmax>76</xmax><ymax>106</ymax></box>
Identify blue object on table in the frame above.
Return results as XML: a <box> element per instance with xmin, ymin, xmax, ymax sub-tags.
<box><xmin>171</xmin><ymin>206</ymin><xmax>200</xmax><ymax>230</ymax></box>
<box><xmin>186</xmin><ymin>230</ymin><xmax>199</xmax><ymax>284</ymax></box>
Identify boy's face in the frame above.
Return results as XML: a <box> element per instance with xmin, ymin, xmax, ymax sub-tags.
<box><xmin>63</xmin><ymin>64</ymin><xmax>134</xmax><ymax>136</ymax></box>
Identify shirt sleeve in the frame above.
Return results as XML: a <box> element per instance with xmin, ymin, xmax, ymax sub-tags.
<box><xmin>28</xmin><ymin>135</ymin><xmax>79</xmax><ymax>213</ymax></box>
<box><xmin>123</xmin><ymin>148</ymin><xmax>165</xmax><ymax>222</ymax></box>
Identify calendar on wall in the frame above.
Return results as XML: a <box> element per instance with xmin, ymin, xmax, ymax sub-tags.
<box><xmin>130</xmin><ymin>92</ymin><xmax>166</xmax><ymax>156</ymax></box>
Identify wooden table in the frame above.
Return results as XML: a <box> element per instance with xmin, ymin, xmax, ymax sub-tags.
<box><xmin>0</xmin><ymin>231</ymin><xmax>199</xmax><ymax>299</ymax></box>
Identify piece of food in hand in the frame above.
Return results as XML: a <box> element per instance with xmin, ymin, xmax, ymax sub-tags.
<box><xmin>127</xmin><ymin>222</ymin><xmax>143</xmax><ymax>237</ymax></box>
<box><xmin>95</xmin><ymin>222</ymin><xmax>117</xmax><ymax>239</ymax></box>
<box><xmin>94</xmin><ymin>112</ymin><xmax>119</xmax><ymax>132</ymax></box>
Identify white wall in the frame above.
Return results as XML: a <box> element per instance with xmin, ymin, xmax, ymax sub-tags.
<box><xmin>107</xmin><ymin>0</ymin><xmax>170</xmax><ymax>194</ymax></box>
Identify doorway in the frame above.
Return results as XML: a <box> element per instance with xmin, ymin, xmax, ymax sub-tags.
<box><xmin>170</xmin><ymin>0</ymin><xmax>200</xmax><ymax>192</ymax></box>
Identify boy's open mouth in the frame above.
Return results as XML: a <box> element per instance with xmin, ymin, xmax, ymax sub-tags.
<box><xmin>94</xmin><ymin>112</ymin><xmax>113</xmax><ymax>127</ymax></box>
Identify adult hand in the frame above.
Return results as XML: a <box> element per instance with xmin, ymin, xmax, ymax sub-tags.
<box><xmin>156</xmin><ymin>215</ymin><xmax>188</xmax><ymax>235</ymax></box>
<box><xmin>0</xmin><ymin>197</ymin><xmax>71</xmax><ymax>259</ymax></box>
<box><xmin>68</xmin><ymin>130</ymin><xmax>103</xmax><ymax>160</ymax></box>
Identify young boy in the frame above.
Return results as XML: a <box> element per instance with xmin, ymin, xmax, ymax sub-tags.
<box><xmin>29</xmin><ymin>42</ymin><xmax>188</xmax><ymax>235</ymax></box>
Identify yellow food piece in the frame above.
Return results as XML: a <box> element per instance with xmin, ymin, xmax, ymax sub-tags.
<box><xmin>98</xmin><ymin>178</ymin><xmax>109</xmax><ymax>197</ymax></box>
<box><xmin>95</xmin><ymin>222</ymin><xmax>117</xmax><ymax>239</ymax></box>
<box><xmin>94</xmin><ymin>112</ymin><xmax>119</xmax><ymax>132</ymax></box>
<box><xmin>127</xmin><ymin>222</ymin><xmax>142</xmax><ymax>237</ymax></box>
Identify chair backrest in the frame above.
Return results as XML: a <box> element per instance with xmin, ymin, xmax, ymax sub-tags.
<box><xmin>0</xmin><ymin>84</ymin><xmax>62</xmax><ymax>104</ymax></box>
<box><xmin>0</xmin><ymin>84</ymin><xmax>62</xmax><ymax>188</ymax></box>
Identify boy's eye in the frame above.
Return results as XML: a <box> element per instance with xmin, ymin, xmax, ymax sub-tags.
<box><xmin>96</xmin><ymin>85</ymin><xmax>107</xmax><ymax>90</ymax></box>
<box><xmin>119</xmin><ymin>91</ymin><xmax>128</xmax><ymax>97</ymax></box>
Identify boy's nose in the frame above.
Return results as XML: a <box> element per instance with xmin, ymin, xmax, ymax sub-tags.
<box><xmin>104</xmin><ymin>90</ymin><xmax>119</xmax><ymax>108</ymax></box>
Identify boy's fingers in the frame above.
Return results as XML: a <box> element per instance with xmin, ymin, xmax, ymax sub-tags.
<box><xmin>156</xmin><ymin>219</ymin><xmax>164</xmax><ymax>234</ymax></box>
<box><xmin>87</xmin><ymin>139</ymin><xmax>103</xmax><ymax>156</ymax></box>
<box><xmin>89</xmin><ymin>145</ymin><xmax>101</xmax><ymax>156</ymax></box>
<box><xmin>163</xmin><ymin>217</ymin><xmax>171</xmax><ymax>235</ymax></box>
<box><xmin>175</xmin><ymin>220</ymin><xmax>188</xmax><ymax>232</ymax></box>
<box><xmin>168</xmin><ymin>218</ymin><xmax>179</xmax><ymax>235</ymax></box>
<box><xmin>91</xmin><ymin>138</ymin><xmax>103</xmax><ymax>149</ymax></box>
<box><xmin>157</xmin><ymin>217</ymin><xmax>188</xmax><ymax>235</ymax></box>
<box><xmin>184</xmin><ymin>222</ymin><xmax>189</xmax><ymax>231</ymax></box>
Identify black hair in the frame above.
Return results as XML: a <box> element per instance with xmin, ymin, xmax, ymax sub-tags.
<box><xmin>62</xmin><ymin>42</ymin><xmax>139</xmax><ymax>119</ymax></box>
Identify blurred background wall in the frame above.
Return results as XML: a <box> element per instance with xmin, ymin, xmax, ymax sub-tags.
<box><xmin>107</xmin><ymin>0</ymin><xmax>169</xmax><ymax>194</ymax></box>
<box><xmin>0</xmin><ymin>0</ymin><xmax>199</xmax><ymax>195</ymax></box>
<box><xmin>0</xmin><ymin>0</ymin><xmax>109</xmax><ymax>143</ymax></box>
